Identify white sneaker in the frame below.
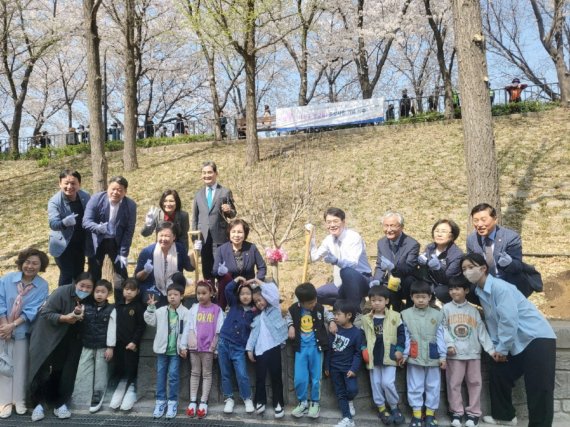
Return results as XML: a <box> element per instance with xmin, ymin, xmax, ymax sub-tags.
<box><xmin>244</xmin><ymin>398</ymin><xmax>254</xmax><ymax>413</ymax></box>
<box><xmin>31</xmin><ymin>405</ymin><xmax>44</xmax><ymax>422</ymax></box>
<box><xmin>274</xmin><ymin>404</ymin><xmax>285</xmax><ymax>419</ymax></box>
<box><xmin>224</xmin><ymin>398</ymin><xmax>235</xmax><ymax>414</ymax></box>
<box><xmin>109</xmin><ymin>379</ymin><xmax>128</xmax><ymax>409</ymax></box>
<box><xmin>15</xmin><ymin>403</ymin><xmax>27</xmax><ymax>415</ymax></box>
<box><xmin>335</xmin><ymin>417</ymin><xmax>355</xmax><ymax>427</ymax></box>
<box><xmin>256</xmin><ymin>403</ymin><xmax>266</xmax><ymax>414</ymax></box>
<box><xmin>120</xmin><ymin>384</ymin><xmax>137</xmax><ymax>411</ymax></box>
<box><xmin>165</xmin><ymin>400</ymin><xmax>178</xmax><ymax>419</ymax></box>
<box><xmin>0</xmin><ymin>404</ymin><xmax>12</xmax><ymax>419</ymax></box>
<box><xmin>348</xmin><ymin>400</ymin><xmax>356</xmax><ymax>417</ymax></box>
<box><xmin>53</xmin><ymin>404</ymin><xmax>71</xmax><ymax>419</ymax></box>
<box><xmin>482</xmin><ymin>416</ymin><xmax>518</xmax><ymax>426</ymax></box>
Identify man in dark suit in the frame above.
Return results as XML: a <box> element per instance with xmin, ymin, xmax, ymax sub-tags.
<box><xmin>372</xmin><ymin>211</ymin><xmax>420</xmax><ymax>311</ymax></box>
<box><xmin>83</xmin><ymin>176</ymin><xmax>137</xmax><ymax>301</ymax></box>
<box><xmin>192</xmin><ymin>161</ymin><xmax>236</xmax><ymax>279</ymax></box>
<box><xmin>466</xmin><ymin>203</ymin><xmax>530</xmax><ymax>297</ymax></box>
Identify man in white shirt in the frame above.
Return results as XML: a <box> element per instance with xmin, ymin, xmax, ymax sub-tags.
<box><xmin>306</xmin><ymin>207</ymin><xmax>372</xmax><ymax>309</ymax></box>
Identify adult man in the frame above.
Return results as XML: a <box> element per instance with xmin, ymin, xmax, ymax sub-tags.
<box><xmin>83</xmin><ymin>176</ymin><xmax>137</xmax><ymax>302</ymax></box>
<box><xmin>307</xmin><ymin>207</ymin><xmax>372</xmax><ymax>308</ymax></box>
<box><xmin>192</xmin><ymin>161</ymin><xmax>236</xmax><ymax>279</ymax></box>
<box><xmin>373</xmin><ymin>211</ymin><xmax>420</xmax><ymax>311</ymax></box>
<box><xmin>466</xmin><ymin>203</ymin><xmax>530</xmax><ymax>297</ymax></box>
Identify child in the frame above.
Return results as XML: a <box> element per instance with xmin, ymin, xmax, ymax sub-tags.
<box><xmin>287</xmin><ymin>282</ymin><xmax>336</xmax><ymax>418</ymax></box>
<box><xmin>401</xmin><ymin>280</ymin><xmax>447</xmax><ymax>427</ymax></box>
<box><xmin>360</xmin><ymin>285</ymin><xmax>406</xmax><ymax>425</ymax></box>
<box><xmin>443</xmin><ymin>276</ymin><xmax>495</xmax><ymax>427</ymax></box>
<box><xmin>75</xmin><ymin>280</ymin><xmax>115</xmax><ymax>414</ymax></box>
<box><xmin>144</xmin><ymin>283</ymin><xmax>189</xmax><ymax>419</ymax></box>
<box><xmin>109</xmin><ymin>278</ymin><xmax>146</xmax><ymax>411</ymax></box>
<box><xmin>181</xmin><ymin>280</ymin><xmax>224</xmax><ymax>419</ymax></box>
<box><xmin>325</xmin><ymin>300</ymin><xmax>364</xmax><ymax>427</ymax></box>
<box><xmin>246</xmin><ymin>281</ymin><xmax>288</xmax><ymax>418</ymax></box>
<box><xmin>218</xmin><ymin>277</ymin><xmax>257</xmax><ymax>414</ymax></box>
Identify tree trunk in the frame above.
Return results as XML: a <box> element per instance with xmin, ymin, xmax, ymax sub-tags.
<box><xmin>450</xmin><ymin>0</ymin><xmax>501</xmax><ymax>222</ymax></box>
<box><xmin>123</xmin><ymin>0</ymin><xmax>138</xmax><ymax>171</ymax></box>
<box><xmin>205</xmin><ymin>52</ymin><xmax>222</xmax><ymax>141</ymax></box>
<box><xmin>244</xmin><ymin>52</ymin><xmax>259</xmax><ymax>166</ymax></box>
<box><xmin>83</xmin><ymin>0</ymin><xmax>108</xmax><ymax>192</ymax></box>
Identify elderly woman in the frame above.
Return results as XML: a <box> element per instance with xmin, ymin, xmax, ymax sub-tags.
<box><xmin>418</xmin><ymin>219</ymin><xmax>464</xmax><ymax>304</ymax></box>
<box><xmin>460</xmin><ymin>253</ymin><xmax>556</xmax><ymax>427</ymax></box>
<box><xmin>28</xmin><ymin>272</ymin><xmax>95</xmax><ymax>421</ymax></box>
<box><xmin>136</xmin><ymin>221</ymin><xmax>194</xmax><ymax>307</ymax></box>
<box><xmin>0</xmin><ymin>249</ymin><xmax>49</xmax><ymax>419</ymax></box>
<box><xmin>48</xmin><ymin>169</ymin><xmax>93</xmax><ymax>286</ymax></box>
<box><xmin>141</xmin><ymin>189</ymin><xmax>190</xmax><ymax>251</ymax></box>
<box><xmin>213</xmin><ymin>219</ymin><xmax>266</xmax><ymax>310</ymax></box>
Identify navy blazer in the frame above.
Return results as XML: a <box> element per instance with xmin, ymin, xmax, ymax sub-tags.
<box><xmin>424</xmin><ymin>242</ymin><xmax>464</xmax><ymax>285</ymax></box>
<box><xmin>213</xmin><ymin>241</ymin><xmax>266</xmax><ymax>281</ymax></box>
<box><xmin>134</xmin><ymin>242</ymin><xmax>193</xmax><ymax>291</ymax></box>
<box><xmin>373</xmin><ymin>232</ymin><xmax>420</xmax><ymax>282</ymax></box>
<box><xmin>191</xmin><ymin>183</ymin><xmax>236</xmax><ymax>244</ymax></box>
<box><xmin>48</xmin><ymin>189</ymin><xmax>94</xmax><ymax>257</ymax></box>
<box><xmin>466</xmin><ymin>225</ymin><xmax>525</xmax><ymax>288</ymax></box>
<box><xmin>83</xmin><ymin>191</ymin><xmax>137</xmax><ymax>257</ymax></box>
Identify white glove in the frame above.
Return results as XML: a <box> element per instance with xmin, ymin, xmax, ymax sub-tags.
<box><xmin>143</xmin><ymin>259</ymin><xmax>154</xmax><ymax>274</ymax></box>
<box><xmin>193</xmin><ymin>240</ymin><xmax>203</xmax><ymax>251</ymax></box>
<box><xmin>62</xmin><ymin>213</ymin><xmax>78</xmax><ymax>227</ymax></box>
<box><xmin>497</xmin><ymin>252</ymin><xmax>512</xmax><ymax>267</ymax></box>
<box><xmin>145</xmin><ymin>206</ymin><xmax>159</xmax><ymax>227</ymax></box>
<box><xmin>115</xmin><ymin>255</ymin><xmax>128</xmax><ymax>269</ymax></box>
<box><xmin>380</xmin><ymin>256</ymin><xmax>395</xmax><ymax>272</ymax></box>
<box><xmin>418</xmin><ymin>253</ymin><xmax>428</xmax><ymax>265</ymax></box>
<box><xmin>304</xmin><ymin>223</ymin><xmax>314</xmax><ymax>232</ymax></box>
<box><xmin>217</xmin><ymin>261</ymin><xmax>228</xmax><ymax>276</ymax></box>
<box><xmin>323</xmin><ymin>253</ymin><xmax>338</xmax><ymax>265</ymax></box>
<box><xmin>369</xmin><ymin>279</ymin><xmax>380</xmax><ymax>288</ymax></box>
<box><xmin>96</xmin><ymin>222</ymin><xmax>109</xmax><ymax>234</ymax></box>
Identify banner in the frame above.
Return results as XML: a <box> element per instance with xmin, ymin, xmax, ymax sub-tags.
<box><xmin>276</xmin><ymin>98</ymin><xmax>384</xmax><ymax>132</ymax></box>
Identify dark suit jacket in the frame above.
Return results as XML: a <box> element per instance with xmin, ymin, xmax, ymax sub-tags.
<box><xmin>83</xmin><ymin>191</ymin><xmax>137</xmax><ymax>257</ymax></box>
<box><xmin>48</xmin><ymin>189</ymin><xmax>93</xmax><ymax>257</ymax></box>
<box><xmin>213</xmin><ymin>241</ymin><xmax>266</xmax><ymax>280</ymax></box>
<box><xmin>141</xmin><ymin>209</ymin><xmax>190</xmax><ymax>251</ymax></box>
<box><xmin>191</xmin><ymin>183</ymin><xmax>236</xmax><ymax>244</ymax></box>
<box><xmin>134</xmin><ymin>242</ymin><xmax>193</xmax><ymax>292</ymax></box>
<box><xmin>373</xmin><ymin>232</ymin><xmax>420</xmax><ymax>283</ymax></box>
<box><xmin>466</xmin><ymin>225</ymin><xmax>527</xmax><ymax>294</ymax></box>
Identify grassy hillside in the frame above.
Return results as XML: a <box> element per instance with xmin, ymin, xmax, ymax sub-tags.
<box><xmin>1</xmin><ymin>108</ymin><xmax>568</xmax><ymax>317</ymax></box>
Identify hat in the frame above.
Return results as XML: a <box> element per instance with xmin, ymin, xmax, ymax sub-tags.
<box><xmin>512</xmin><ymin>78</ymin><xmax>520</xmax><ymax>83</ymax></box>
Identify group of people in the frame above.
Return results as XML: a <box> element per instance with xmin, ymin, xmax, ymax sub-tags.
<box><xmin>0</xmin><ymin>159</ymin><xmax>556</xmax><ymax>427</ymax></box>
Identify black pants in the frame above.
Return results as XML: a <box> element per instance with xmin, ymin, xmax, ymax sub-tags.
<box><xmin>489</xmin><ymin>338</ymin><xmax>556</xmax><ymax>427</ymax></box>
<box><xmin>254</xmin><ymin>345</ymin><xmax>284</xmax><ymax>408</ymax></box>
<box><xmin>31</xmin><ymin>329</ymin><xmax>83</xmax><ymax>408</ymax></box>
<box><xmin>200</xmin><ymin>237</ymin><xmax>221</xmax><ymax>280</ymax></box>
<box><xmin>113</xmin><ymin>339</ymin><xmax>140</xmax><ymax>389</ymax></box>
<box><xmin>55</xmin><ymin>240</ymin><xmax>86</xmax><ymax>286</ymax></box>
<box><xmin>88</xmin><ymin>238</ymin><xmax>128</xmax><ymax>302</ymax></box>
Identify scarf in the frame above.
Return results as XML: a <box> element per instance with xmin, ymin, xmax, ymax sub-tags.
<box><xmin>153</xmin><ymin>243</ymin><xmax>178</xmax><ymax>295</ymax></box>
<box><xmin>9</xmin><ymin>280</ymin><xmax>35</xmax><ymax>323</ymax></box>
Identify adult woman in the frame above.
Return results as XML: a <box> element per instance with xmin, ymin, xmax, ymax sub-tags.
<box><xmin>136</xmin><ymin>221</ymin><xmax>194</xmax><ymax>307</ymax></box>
<box><xmin>141</xmin><ymin>189</ymin><xmax>190</xmax><ymax>251</ymax></box>
<box><xmin>0</xmin><ymin>249</ymin><xmax>49</xmax><ymax>419</ymax></box>
<box><xmin>418</xmin><ymin>219</ymin><xmax>464</xmax><ymax>304</ymax></box>
<box><xmin>28</xmin><ymin>272</ymin><xmax>95</xmax><ymax>421</ymax></box>
<box><xmin>213</xmin><ymin>219</ymin><xmax>266</xmax><ymax>310</ymax></box>
<box><xmin>48</xmin><ymin>169</ymin><xmax>93</xmax><ymax>286</ymax></box>
<box><xmin>460</xmin><ymin>253</ymin><xmax>556</xmax><ymax>427</ymax></box>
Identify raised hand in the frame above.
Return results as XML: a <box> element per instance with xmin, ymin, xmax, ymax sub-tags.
<box><xmin>427</xmin><ymin>254</ymin><xmax>442</xmax><ymax>270</ymax></box>
<box><xmin>417</xmin><ymin>253</ymin><xmax>428</xmax><ymax>265</ymax></box>
<box><xmin>497</xmin><ymin>252</ymin><xmax>512</xmax><ymax>267</ymax></box>
<box><xmin>62</xmin><ymin>213</ymin><xmax>78</xmax><ymax>227</ymax></box>
<box><xmin>380</xmin><ymin>256</ymin><xmax>395</xmax><ymax>272</ymax></box>
<box><xmin>143</xmin><ymin>259</ymin><xmax>154</xmax><ymax>274</ymax></box>
<box><xmin>217</xmin><ymin>261</ymin><xmax>228</xmax><ymax>276</ymax></box>
<box><xmin>193</xmin><ymin>240</ymin><xmax>203</xmax><ymax>251</ymax></box>
<box><xmin>145</xmin><ymin>207</ymin><xmax>159</xmax><ymax>226</ymax></box>
<box><xmin>147</xmin><ymin>294</ymin><xmax>157</xmax><ymax>306</ymax></box>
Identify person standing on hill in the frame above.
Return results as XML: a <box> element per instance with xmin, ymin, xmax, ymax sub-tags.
<box><xmin>505</xmin><ymin>78</ymin><xmax>527</xmax><ymax>103</ymax></box>
<box><xmin>192</xmin><ymin>161</ymin><xmax>236</xmax><ymax>280</ymax></box>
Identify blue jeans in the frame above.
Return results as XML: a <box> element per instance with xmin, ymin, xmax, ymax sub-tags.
<box><xmin>330</xmin><ymin>369</ymin><xmax>358</xmax><ymax>419</ymax></box>
<box><xmin>217</xmin><ymin>338</ymin><xmax>251</xmax><ymax>400</ymax></box>
<box><xmin>294</xmin><ymin>341</ymin><xmax>322</xmax><ymax>402</ymax></box>
<box><xmin>156</xmin><ymin>354</ymin><xmax>180</xmax><ymax>401</ymax></box>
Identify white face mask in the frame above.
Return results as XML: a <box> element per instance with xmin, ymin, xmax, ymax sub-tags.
<box><xmin>463</xmin><ymin>266</ymin><xmax>485</xmax><ymax>284</ymax></box>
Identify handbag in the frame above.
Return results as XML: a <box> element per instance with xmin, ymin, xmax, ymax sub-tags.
<box><xmin>0</xmin><ymin>340</ymin><xmax>14</xmax><ymax>377</ymax></box>
<box><xmin>521</xmin><ymin>262</ymin><xmax>543</xmax><ymax>293</ymax></box>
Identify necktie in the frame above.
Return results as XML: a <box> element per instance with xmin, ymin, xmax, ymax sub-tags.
<box><xmin>484</xmin><ymin>237</ymin><xmax>495</xmax><ymax>273</ymax></box>
<box><xmin>207</xmin><ymin>187</ymin><xmax>213</xmax><ymax>210</ymax></box>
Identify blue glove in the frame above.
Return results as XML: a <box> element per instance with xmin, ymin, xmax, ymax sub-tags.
<box><xmin>427</xmin><ymin>254</ymin><xmax>442</xmax><ymax>270</ymax></box>
<box><xmin>417</xmin><ymin>253</ymin><xmax>428</xmax><ymax>265</ymax></box>
<box><xmin>217</xmin><ymin>262</ymin><xmax>228</xmax><ymax>276</ymax></box>
<box><xmin>323</xmin><ymin>253</ymin><xmax>338</xmax><ymax>265</ymax></box>
<box><xmin>369</xmin><ymin>279</ymin><xmax>380</xmax><ymax>288</ymax></box>
<box><xmin>380</xmin><ymin>256</ymin><xmax>395</xmax><ymax>272</ymax></box>
<box><xmin>497</xmin><ymin>252</ymin><xmax>512</xmax><ymax>267</ymax></box>
<box><xmin>96</xmin><ymin>222</ymin><xmax>108</xmax><ymax>234</ymax></box>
